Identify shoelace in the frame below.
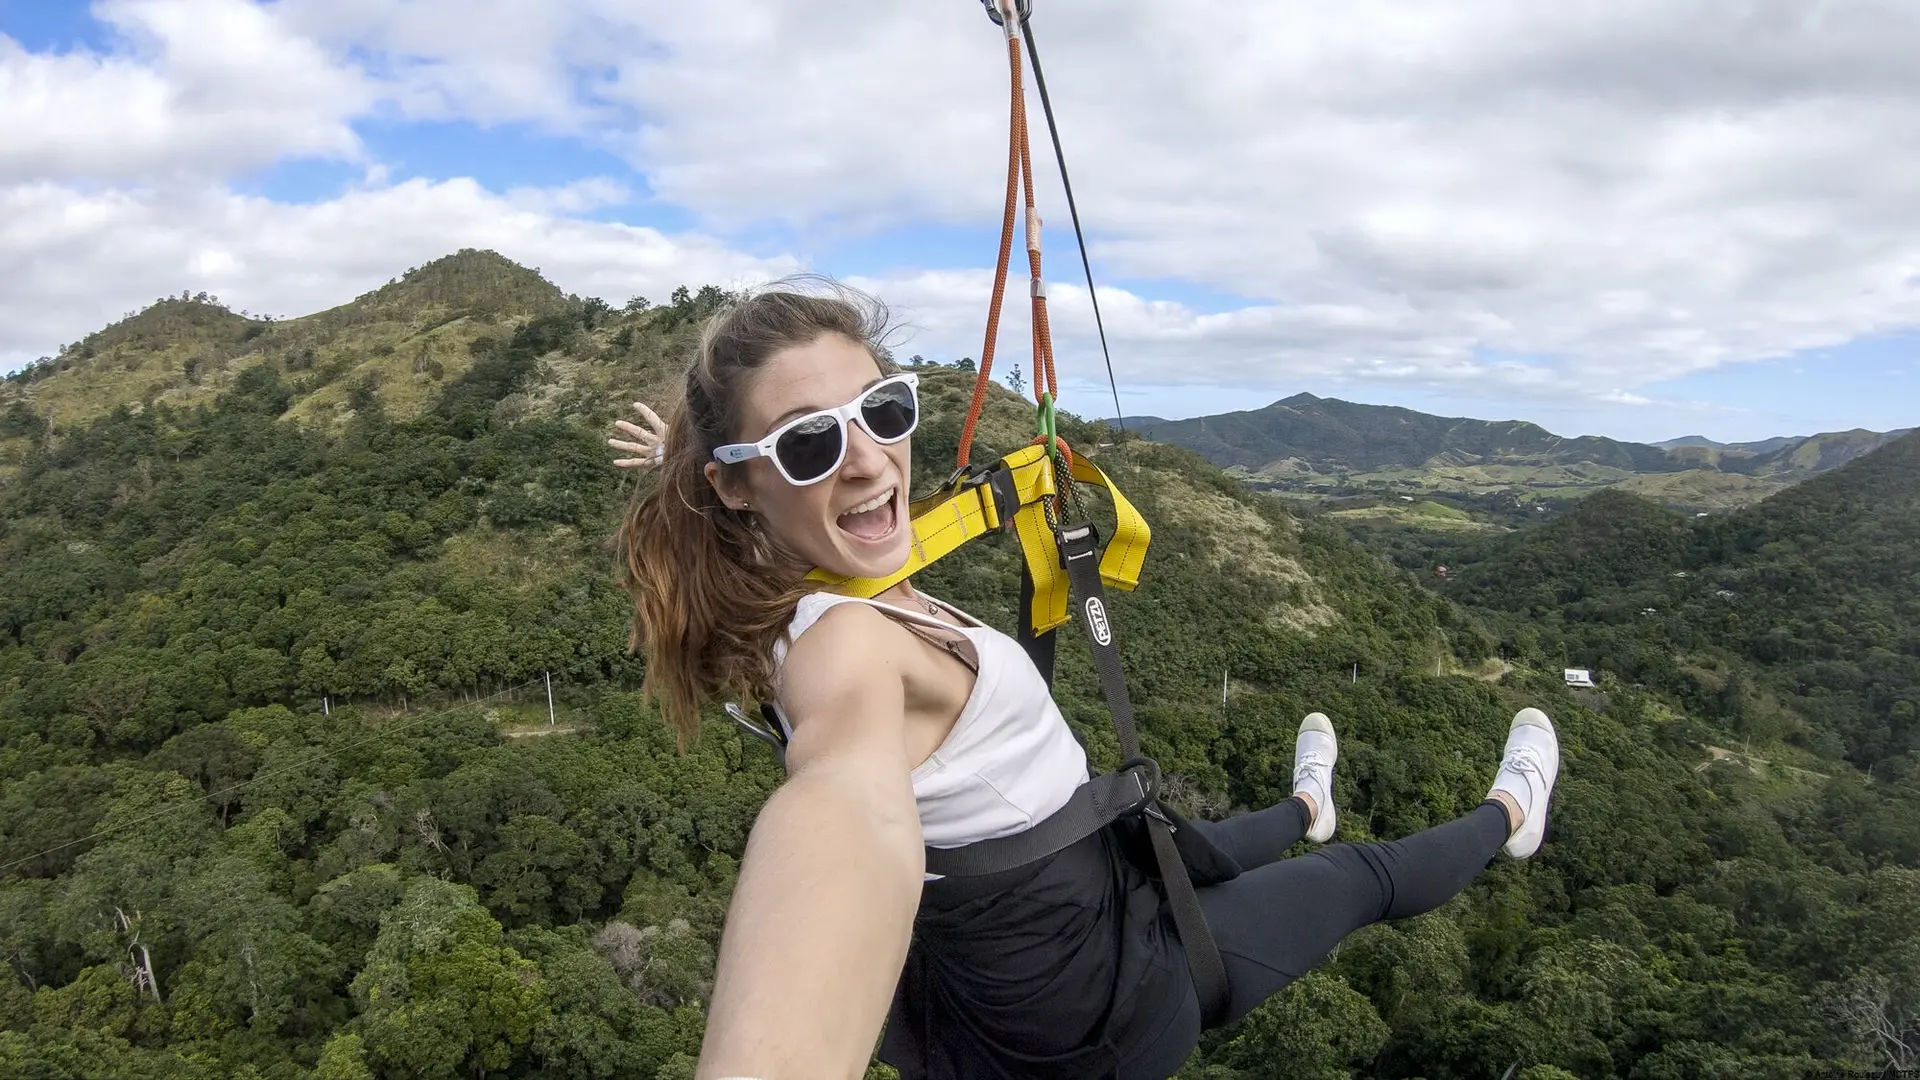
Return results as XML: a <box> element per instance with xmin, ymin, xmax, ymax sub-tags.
<box><xmin>1293</xmin><ymin>750</ymin><xmax>1330</xmax><ymax>786</ymax></box>
<box><xmin>1500</xmin><ymin>745</ymin><xmax>1546</xmax><ymax>796</ymax></box>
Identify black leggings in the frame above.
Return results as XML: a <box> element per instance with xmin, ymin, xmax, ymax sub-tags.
<box><xmin>1118</xmin><ymin>800</ymin><xmax>1512</xmax><ymax>1080</ymax></box>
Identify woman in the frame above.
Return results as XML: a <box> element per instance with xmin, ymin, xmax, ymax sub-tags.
<box><xmin>609</xmin><ymin>283</ymin><xmax>1560</xmax><ymax>1080</ymax></box>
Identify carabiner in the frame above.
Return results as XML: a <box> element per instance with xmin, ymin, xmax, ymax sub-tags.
<box><xmin>980</xmin><ymin>0</ymin><xmax>1032</xmax><ymax>28</ymax></box>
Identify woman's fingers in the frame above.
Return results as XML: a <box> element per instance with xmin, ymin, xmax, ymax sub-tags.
<box><xmin>608</xmin><ymin>434</ymin><xmax>665</xmax><ymax>469</ymax></box>
<box><xmin>610</xmin><ymin>401</ymin><xmax>667</xmax><ymax>469</ymax></box>
<box><xmin>631</xmin><ymin>401</ymin><xmax>666</xmax><ymax>433</ymax></box>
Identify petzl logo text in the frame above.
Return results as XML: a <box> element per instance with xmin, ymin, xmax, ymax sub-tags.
<box><xmin>1086</xmin><ymin>598</ymin><xmax>1112</xmax><ymax>646</ymax></box>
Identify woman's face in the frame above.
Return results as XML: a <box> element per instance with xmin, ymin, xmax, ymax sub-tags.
<box><xmin>707</xmin><ymin>333</ymin><xmax>914</xmax><ymax>581</ymax></box>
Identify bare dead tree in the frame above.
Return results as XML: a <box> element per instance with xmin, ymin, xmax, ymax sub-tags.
<box><xmin>1827</xmin><ymin>975</ymin><xmax>1919</xmax><ymax>1072</ymax></box>
<box><xmin>414</xmin><ymin>807</ymin><xmax>452</xmax><ymax>862</ymax></box>
<box><xmin>115</xmin><ymin>906</ymin><xmax>161</xmax><ymax>1003</ymax></box>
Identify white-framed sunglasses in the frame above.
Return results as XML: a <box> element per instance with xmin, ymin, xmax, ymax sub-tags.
<box><xmin>712</xmin><ymin>373</ymin><xmax>920</xmax><ymax>486</ymax></box>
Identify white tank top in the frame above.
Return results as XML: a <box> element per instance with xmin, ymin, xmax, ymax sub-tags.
<box><xmin>771</xmin><ymin>591</ymin><xmax>1090</xmax><ymax>856</ymax></box>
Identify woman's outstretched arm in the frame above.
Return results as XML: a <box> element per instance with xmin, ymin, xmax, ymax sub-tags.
<box><xmin>697</xmin><ymin>606</ymin><xmax>926</xmax><ymax>1080</ymax></box>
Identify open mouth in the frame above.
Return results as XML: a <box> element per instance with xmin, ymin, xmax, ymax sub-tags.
<box><xmin>836</xmin><ymin>486</ymin><xmax>899</xmax><ymax>543</ymax></box>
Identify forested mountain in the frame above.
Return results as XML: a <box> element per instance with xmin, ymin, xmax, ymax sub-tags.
<box><xmin>1129</xmin><ymin>393</ymin><xmax>1677</xmax><ymax>475</ymax></box>
<box><xmin>2</xmin><ymin>252</ymin><xmax>1915</xmax><ymax>1079</ymax></box>
<box><xmin>1126</xmin><ymin>393</ymin><xmax>1908</xmax><ymax>512</ymax></box>
<box><xmin>1439</xmin><ymin>431</ymin><xmax>1920</xmax><ymax>772</ymax></box>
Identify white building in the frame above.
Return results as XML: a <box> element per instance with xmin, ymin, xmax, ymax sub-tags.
<box><xmin>1564</xmin><ymin>668</ymin><xmax>1596</xmax><ymax>689</ymax></box>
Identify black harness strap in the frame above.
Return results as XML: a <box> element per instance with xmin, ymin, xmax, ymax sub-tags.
<box><xmin>738</xmin><ymin>698</ymin><xmax>1159</xmax><ymax>880</ymax></box>
<box><xmin>1057</xmin><ymin>522</ymin><xmax>1232</xmax><ymax>1029</ymax></box>
<box><xmin>923</xmin><ymin>758</ymin><xmax>1158</xmax><ymax>877</ymax></box>
<box><xmin>1015</xmin><ymin>566</ymin><xmax>1059</xmax><ymax>688</ymax></box>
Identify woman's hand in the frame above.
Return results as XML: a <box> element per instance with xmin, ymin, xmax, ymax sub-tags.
<box><xmin>608</xmin><ymin>401</ymin><xmax>668</xmax><ymax>468</ymax></box>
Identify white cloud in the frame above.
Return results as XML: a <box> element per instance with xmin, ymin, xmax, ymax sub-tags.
<box><xmin>483</xmin><ymin>0</ymin><xmax>1920</xmax><ymax>392</ymax></box>
<box><xmin>0</xmin><ymin>0</ymin><xmax>374</xmax><ymax>183</ymax></box>
<box><xmin>503</xmin><ymin>177</ymin><xmax>633</xmax><ymax>216</ymax></box>
<box><xmin>0</xmin><ymin>177</ymin><xmax>799</xmax><ymax>363</ymax></box>
<box><xmin>9</xmin><ymin>0</ymin><xmax>1920</xmax><ymax>427</ymax></box>
<box><xmin>274</xmin><ymin>0</ymin><xmax>638</xmax><ymax>130</ymax></box>
<box><xmin>1596</xmin><ymin>390</ymin><xmax>1654</xmax><ymax>407</ymax></box>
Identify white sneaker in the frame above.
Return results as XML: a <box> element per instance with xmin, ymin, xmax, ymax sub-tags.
<box><xmin>1293</xmin><ymin>712</ymin><xmax>1338</xmax><ymax>843</ymax></box>
<box><xmin>1488</xmin><ymin>707</ymin><xmax>1560</xmax><ymax>858</ymax></box>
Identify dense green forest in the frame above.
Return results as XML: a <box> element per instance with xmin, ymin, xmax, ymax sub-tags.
<box><xmin>3</xmin><ymin>253</ymin><xmax>1916</xmax><ymax>1078</ymax></box>
<box><xmin>1434</xmin><ymin>436</ymin><xmax>1920</xmax><ymax>774</ymax></box>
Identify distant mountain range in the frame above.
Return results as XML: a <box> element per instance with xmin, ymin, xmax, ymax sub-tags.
<box><xmin>1653</xmin><ymin>434</ymin><xmax>1797</xmax><ymax>454</ymax></box>
<box><xmin>1125</xmin><ymin>393</ymin><xmax>1911</xmax><ymax>510</ymax></box>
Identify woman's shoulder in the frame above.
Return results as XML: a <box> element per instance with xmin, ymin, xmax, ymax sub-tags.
<box><xmin>776</xmin><ymin>599</ymin><xmax>917</xmax><ymax>729</ymax></box>
<box><xmin>793</xmin><ymin>594</ymin><xmax>897</xmax><ymax>642</ymax></box>
<box><xmin>780</xmin><ymin>593</ymin><xmax>909</xmax><ymax>671</ymax></box>
<box><xmin>788</xmin><ymin>589</ymin><xmax>855</xmax><ymax>634</ymax></box>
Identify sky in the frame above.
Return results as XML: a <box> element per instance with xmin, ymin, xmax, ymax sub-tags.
<box><xmin>3</xmin><ymin>0</ymin><xmax>1918</xmax><ymax>444</ymax></box>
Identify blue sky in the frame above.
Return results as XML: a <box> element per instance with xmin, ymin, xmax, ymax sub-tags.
<box><xmin>1</xmin><ymin>0</ymin><xmax>94</xmax><ymax>51</ymax></box>
<box><xmin>4</xmin><ymin>0</ymin><xmax>1917</xmax><ymax>444</ymax></box>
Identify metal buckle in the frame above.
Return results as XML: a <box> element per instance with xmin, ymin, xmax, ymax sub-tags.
<box><xmin>943</xmin><ymin>461</ymin><xmax>1022</xmax><ymax>533</ymax></box>
<box><xmin>938</xmin><ymin>462</ymin><xmax>985</xmax><ymax>495</ymax></box>
<box><xmin>1056</xmin><ymin>520</ymin><xmax>1100</xmax><ymax>564</ymax></box>
<box><xmin>1116</xmin><ymin>755</ymin><xmax>1162</xmax><ymax>811</ymax></box>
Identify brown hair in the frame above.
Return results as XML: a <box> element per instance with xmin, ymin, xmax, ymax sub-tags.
<box><xmin>614</xmin><ymin>279</ymin><xmax>896</xmax><ymax>745</ymax></box>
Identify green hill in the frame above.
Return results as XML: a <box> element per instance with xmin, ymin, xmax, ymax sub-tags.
<box><xmin>1</xmin><ymin>255</ymin><xmax>1914</xmax><ymax>1079</ymax></box>
<box><xmin>1128</xmin><ymin>394</ymin><xmax>1909</xmax><ymax>516</ymax></box>
<box><xmin>0</xmin><ymin>250</ymin><xmax>568</xmax><ymax>443</ymax></box>
<box><xmin>1131</xmin><ymin>392</ymin><xmax>1678</xmax><ymax>476</ymax></box>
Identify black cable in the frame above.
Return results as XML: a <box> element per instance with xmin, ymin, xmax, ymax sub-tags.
<box><xmin>1020</xmin><ymin>18</ymin><xmax>1127</xmax><ymax>436</ymax></box>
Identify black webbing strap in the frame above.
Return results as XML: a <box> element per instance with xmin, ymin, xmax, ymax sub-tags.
<box><xmin>923</xmin><ymin>758</ymin><xmax>1158</xmax><ymax>877</ymax></box>
<box><xmin>1057</xmin><ymin>522</ymin><xmax>1231</xmax><ymax>1028</ymax></box>
<box><xmin>982</xmin><ymin>463</ymin><xmax>1022</xmax><ymax>529</ymax></box>
<box><xmin>1014</xmin><ymin>566</ymin><xmax>1058</xmax><ymax>687</ymax></box>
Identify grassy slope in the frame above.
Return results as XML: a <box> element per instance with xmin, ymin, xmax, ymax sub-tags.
<box><xmin>1</xmin><ymin>250</ymin><xmax>570</xmax><ymax>434</ymax></box>
<box><xmin>1612</xmin><ymin>469</ymin><xmax>1791</xmax><ymax>509</ymax></box>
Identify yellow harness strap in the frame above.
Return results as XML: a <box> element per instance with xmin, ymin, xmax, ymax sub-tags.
<box><xmin>806</xmin><ymin>445</ymin><xmax>1151</xmax><ymax>637</ymax></box>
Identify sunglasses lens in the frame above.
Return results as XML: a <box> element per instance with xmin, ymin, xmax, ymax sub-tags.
<box><xmin>774</xmin><ymin>414</ymin><xmax>845</xmax><ymax>482</ymax></box>
<box><xmin>861</xmin><ymin>381</ymin><xmax>918</xmax><ymax>442</ymax></box>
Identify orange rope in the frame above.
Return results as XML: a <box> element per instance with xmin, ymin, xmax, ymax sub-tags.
<box><xmin>956</xmin><ymin>33</ymin><xmax>1026</xmax><ymax>468</ymax></box>
<box><xmin>1021</xmin><ymin>96</ymin><xmax>1058</xmax><ymax>412</ymax></box>
<box><xmin>957</xmin><ymin>19</ymin><xmax>1074</xmax><ymax>506</ymax></box>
